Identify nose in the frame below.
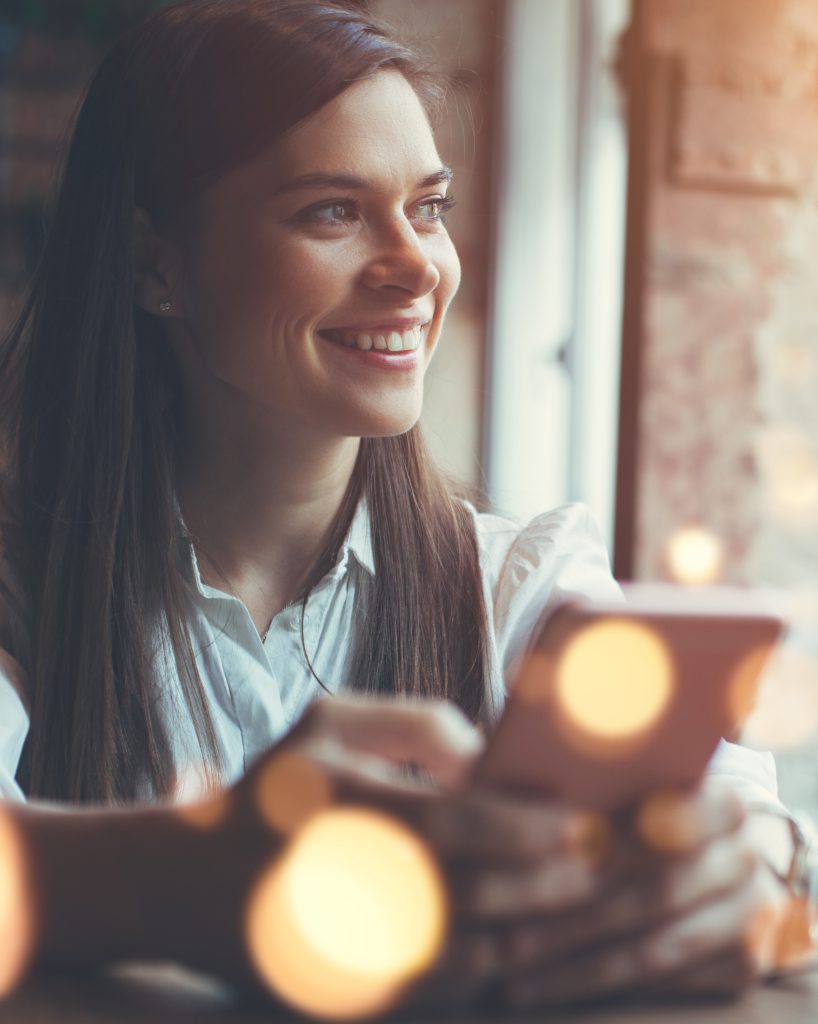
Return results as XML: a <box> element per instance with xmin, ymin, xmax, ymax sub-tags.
<box><xmin>361</xmin><ymin>220</ymin><xmax>440</xmax><ymax>299</ymax></box>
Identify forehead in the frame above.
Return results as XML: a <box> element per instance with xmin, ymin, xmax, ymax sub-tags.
<box><xmin>267</xmin><ymin>71</ymin><xmax>442</xmax><ymax>185</ymax></box>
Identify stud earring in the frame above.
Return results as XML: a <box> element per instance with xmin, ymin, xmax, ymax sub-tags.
<box><xmin>159</xmin><ymin>300</ymin><xmax>172</xmax><ymax>312</ymax></box>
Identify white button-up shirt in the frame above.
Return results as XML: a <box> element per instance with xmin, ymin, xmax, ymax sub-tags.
<box><xmin>0</xmin><ymin>502</ymin><xmax>780</xmax><ymax>807</ymax></box>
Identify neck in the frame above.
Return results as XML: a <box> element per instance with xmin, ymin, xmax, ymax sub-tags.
<box><xmin>175</xmin><ymin>420</ymin><xmax>360</xmax><ymax>623</ymax></box>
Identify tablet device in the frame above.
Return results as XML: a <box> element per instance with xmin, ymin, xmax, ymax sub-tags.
<box><xmin>474</xmin><ymin>585</ymin><xmax>785</xmax><ymax>811</ymax></box>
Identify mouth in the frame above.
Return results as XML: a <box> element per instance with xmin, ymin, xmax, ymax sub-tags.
<box><xmin>318</xmin><ymin>322</ymin><xmax>428</xmax><ymax>354</ymax></box>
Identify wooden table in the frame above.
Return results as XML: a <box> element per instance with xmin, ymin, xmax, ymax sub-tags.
<box><xmin>1</xmin><ymin>963</ymin><xmax>816</xmax><ymax>1024</ymax></box>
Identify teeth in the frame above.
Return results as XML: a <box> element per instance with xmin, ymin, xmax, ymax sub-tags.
<box><xmin>326</xmin><ymin>326</ymin><xmax>425</xmax><ymax>352</ymax></box>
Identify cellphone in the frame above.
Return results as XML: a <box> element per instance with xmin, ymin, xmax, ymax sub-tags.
<box><xmin>475</xmin><ymin>585</ymin><xmax>785</xmax><ymax>811</ymax></box>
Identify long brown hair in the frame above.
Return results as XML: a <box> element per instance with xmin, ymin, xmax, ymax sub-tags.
<box><xmin>0</xmin><ymin>0</ymin><xmax>489</xmax><ymax>804</ymax></box>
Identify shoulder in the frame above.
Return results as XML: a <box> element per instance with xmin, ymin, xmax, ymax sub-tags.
<box><xmin>463</xmin><ymin>501</ymin><xmax>621</xmax><ymax>673</ymax></box>
<box><xmin>467</xmin><ymin>500</ymin><xmax>618</xmax><ymax>600</ymax></box>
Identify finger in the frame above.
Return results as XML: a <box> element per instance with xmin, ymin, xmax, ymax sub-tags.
<box><xmin>634</xmin><ymin>781</ymin><xmax>746</xmax><ymax>857</ymax></box>
<box><xmin>487</xmin><ymin>836</ymin><xmax>754</xmax><ymax>971</ymax></box>
<box><xmin>651</xmin><ymin>834</ymin><xmax>758</xmax><ymax>917</ymax></box>
<box><xmin>451</xmin><ymin>856</ymin><xmax>598</xmax><ymax>920</ymax></box>
<box><xmin>410</xmin><ymin>790</ymin><xmax>597</xmax><ymax>866</ymax></box>
<box><xmin>292</xmin><ymin>696</ymin><xmax>484</xmax><ymax>786</ymax></box>
<box><xmin>407</xmin><ymin>932</ymin><xmax>499</xmax><ymax>1009</ymax></box>
<box><xmin>641</xmin><ymin>947</ymin><xmax>759</xmax><ymax>999</ymax></box>
<box><xmin>504</xmin><ymin>916</ymin><xmax>758</xmax><ymax>1009</ymax></box>
<box><xmin>635</xmin><ymin>869</ymin><xmax>785</xmax><ymax>979</ymax></box>
<box><xmin>505</xmin><ymin>939</ymin><xmax>652</xmax><ymax>1007</ymax></box>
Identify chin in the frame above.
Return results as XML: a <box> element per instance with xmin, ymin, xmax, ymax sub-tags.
<box><xmin>338</xmin><ymin>404</ymin><xmax>422</xmax><ymax>439</ymax></box>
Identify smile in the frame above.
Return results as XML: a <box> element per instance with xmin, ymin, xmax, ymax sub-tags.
<box><xmin>319</xmin><ymin>323</ymin><xmax>426</xmax><ymax>353</ymax></box>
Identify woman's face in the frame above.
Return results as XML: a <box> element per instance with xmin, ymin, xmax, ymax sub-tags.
<box><xmin>169</xmin><ymin>70</ymin><xmax>461</xmax><ymax>442</ymax></box>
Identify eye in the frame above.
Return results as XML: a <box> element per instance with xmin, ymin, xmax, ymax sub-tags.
<box><xmin>412</xmin><ymin>194</ymin><xmax>457</xmax><ymax>223</ymax></box>
<box><xmin>299</xmin><ymin>199</ymin><xmax>359</xmax><ymax>226</ymax></box>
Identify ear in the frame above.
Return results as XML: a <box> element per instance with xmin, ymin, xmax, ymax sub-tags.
<box><xmin>133</xmin><ymin>206</ymin><xmax>181</xmax><ymax>316</ymax></box>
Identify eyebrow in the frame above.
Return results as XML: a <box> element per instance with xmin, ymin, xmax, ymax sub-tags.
<box><xmin>271</xmin><ymin>166</ymin><xmax>454</xmax><ymax>196</ymax></box>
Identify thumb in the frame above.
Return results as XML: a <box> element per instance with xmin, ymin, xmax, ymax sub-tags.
<box><xmin>291</xmin><ymin>695</ymin><xmax>484</xmax><ymax>788</ymax></box>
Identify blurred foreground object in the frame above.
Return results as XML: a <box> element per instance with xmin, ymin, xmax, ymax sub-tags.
<box><xmin>477</xmin><ymin>584</ymin><xmax>784</xmax><ymax>810</ymax></box>
<box><xmin>245</xmin><ymin>807</ymin><xmax>446</xmax><ymax>1019</ymax></box>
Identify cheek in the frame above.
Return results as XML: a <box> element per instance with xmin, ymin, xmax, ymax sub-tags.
<box><xmin>183</xmin><ymin>233</ymin><xmax>319</xmax><ymax>339</ymax></box>
<box><xmin>436</xmin><ymin>237</ymin><xmax>462</xmax><ymax>310</ymax></box>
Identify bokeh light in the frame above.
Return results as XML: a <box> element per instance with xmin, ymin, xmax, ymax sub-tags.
<box><xmin>246</xmin><ymin>807</ymin><xmax>446</xmax><ymax>1019</ymax></box>
<box><xmin>255</xmin><ymin>751</ymin><xmax>333</xmax><ymax>836</ymax></box>
<box><xmin>727</xmin><ymin>644</ymin><xmax>778</xmax><ymax>732</ymax></box>
<box><xmin>744</xmin><ymin>901</ymin><xmax>789</xmax><ymax>975</ymax></box>
<box><xmin>740</xmin><ymin>647</ymin><xmax>818</xmax><ymax>750</ymax></box>
<box><xmin>175</xmin><ymin>793</ymin><xmax>230</xmax><ymax>829</ymax></box>
<box><xmin>565</xmin><ymin>812</ymin><xmax>612</xmax><ymax>867</ymax></box>
<box><xmin>756</xmin><ymin>425</ymin><xmax>818</xmax><ymax>524</ymax></box>
<box><xmin>635</xmin><ymin>790</ymin><xmax>703</xmax><ymax>855</ymax></box>
<box><xmin>768</xmin><ymin>896</ymin><xmax>818</xmax><ymax>971</ymax></box>
<box><xmin>553</xmin><ymin>619</ymin><xmax>674</xmax><ymax>751</ymax></box>
<box><xmin>664</xmin><ymin>526</ymin><xmax>724</xmax><ymax>586</ymax></box>
<box><xmin>171</xmin><ymin>764</ymin><xmax>230</xmax><ymax>828</ymax></box>
<box><xmin>0</xmin><ymin>810</ymin><xmax>33</xmax><ymax>996</ymax></box>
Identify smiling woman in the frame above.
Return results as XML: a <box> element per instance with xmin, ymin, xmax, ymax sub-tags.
<box><xmin>154</xmin><ymin>72</ymin><xmax>460</xmax><ymax>445</ymax></box>
<box><xmin>0</xmin><ymin>0</ymin><xmax>801</xmax><ymax>1014</ymax></box>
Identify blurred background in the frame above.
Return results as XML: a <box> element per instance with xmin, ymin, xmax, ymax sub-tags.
<box><xmin>3</xmin><ymin>0</ymin><xmax>818</xmax><ymax>809</ymax></box>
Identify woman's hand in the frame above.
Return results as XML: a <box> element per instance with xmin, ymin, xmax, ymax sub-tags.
<box><xmin>215</xmin><ymin>695</ymin><xmax>604</xmax><ymax>1000</ymax></box>
<box><xmin>195</xmin><ymin>701</ymin><xmax>791</xmax><ymax>1011</ymax></box>
<box><xmin>424</xmin><ymin>778</ymin><xmax>790</xmax><ymax>1010</ymax></box>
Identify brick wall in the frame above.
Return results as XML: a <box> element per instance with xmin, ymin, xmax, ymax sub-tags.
<box><xmin>631</xmin><ymin>0</ymin><xmax>818</xmax><ymax>589</ymax></box>
<box><xmin>623</xmin><ymin>0</ymin><xmax>818</xmax><ymax>812</ymax></box>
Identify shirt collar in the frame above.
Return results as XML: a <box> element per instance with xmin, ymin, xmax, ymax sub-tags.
<box><xmin>174</xmin><ymin>495</ymin><xmax>375</xmax><ymax>599</ymax></box>
<box><xmin>342</xmin><ymin>498</ymin><xmax>375</xmax><ymax>577</ymax></box>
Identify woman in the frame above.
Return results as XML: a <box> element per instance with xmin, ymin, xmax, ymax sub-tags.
<box><xmin>0</xmin><ymin>0</ymin><xmax>798</xmax><ymax>1008</ymax></box>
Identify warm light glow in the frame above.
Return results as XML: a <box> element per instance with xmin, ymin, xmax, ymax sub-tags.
<box><xmin>769</xmin><ymin>896</ymin><xmax>818</xmax><ymax>971</ymax></box>
<box><xmin>744</xmin><ymin>900</ymin><xmax>789</xmax><ymax>975</ymax></box>
<box><xmin>246</xmin><ymin>808</ymin><xmax>446</xmax><ymax>1019</ymax></box>
<box><xmin>554</xmin><ymin>619</ymin><xmax>674</xmax><ymax>747</ymax></box>
<box><xmin>565</xmin><ymin>812</ymin><xmax>612</xmax><ymax>867</ymax></box>
<box><xmin>756</xmin><ymin>425</ymin><xmax>818</xmax><ymax>524</ymax></box>
<box><xmin>727</xmin><ymin>645</ymin><xmax>777</xmax><ymax>731</ymax></box>
<box><xmin>513</xmin><ymin>650</ymin><xmax>554</xmax><ymax>705</ymax></box>
<box><xmin>171</xmin><ymin>764</ymin><xmax>229</xmax><ymax>828</ymax></box>
<box><xmin>255</xmin><ymin>751</ymin><xmax>333</xmax><ymax>836</ymax></box>
<box><xmin>636</xmin><ymin>790</ymin><xmax>703</xmax><ymax>855</ymax></box>
<box><xmin>175</xmin><ymin>793</ymin><xmax>230</xmax><ymax>829</ymax></box>
<box><xmin>0</xmin><ymin>810</ymin><xmax>33</xmax><ymax>996</ymax></box>
<box><xmin>665</xmin><ymin>526</ymin><xmax>724</xmax><ymax>585</ymax></box>
<box><xmin>740</xmin><ymin>647</ymin><xmax>818</xmax><ymax>750</ymax></box>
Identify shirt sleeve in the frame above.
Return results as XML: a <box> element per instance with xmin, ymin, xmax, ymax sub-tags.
<box><xmin>477</xmin><ymin>502</ymin><xmax>622</xmax><ymax>681</ymax></box>
<box><xmin>0</xmin><ymin>649</ymin><xmax>28</xmax><ymax>801</ymax></box>
<box><xmin>0</xmin><ymin>548</ymin><xmax>29</xmax><ymax>802</ymax></box>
